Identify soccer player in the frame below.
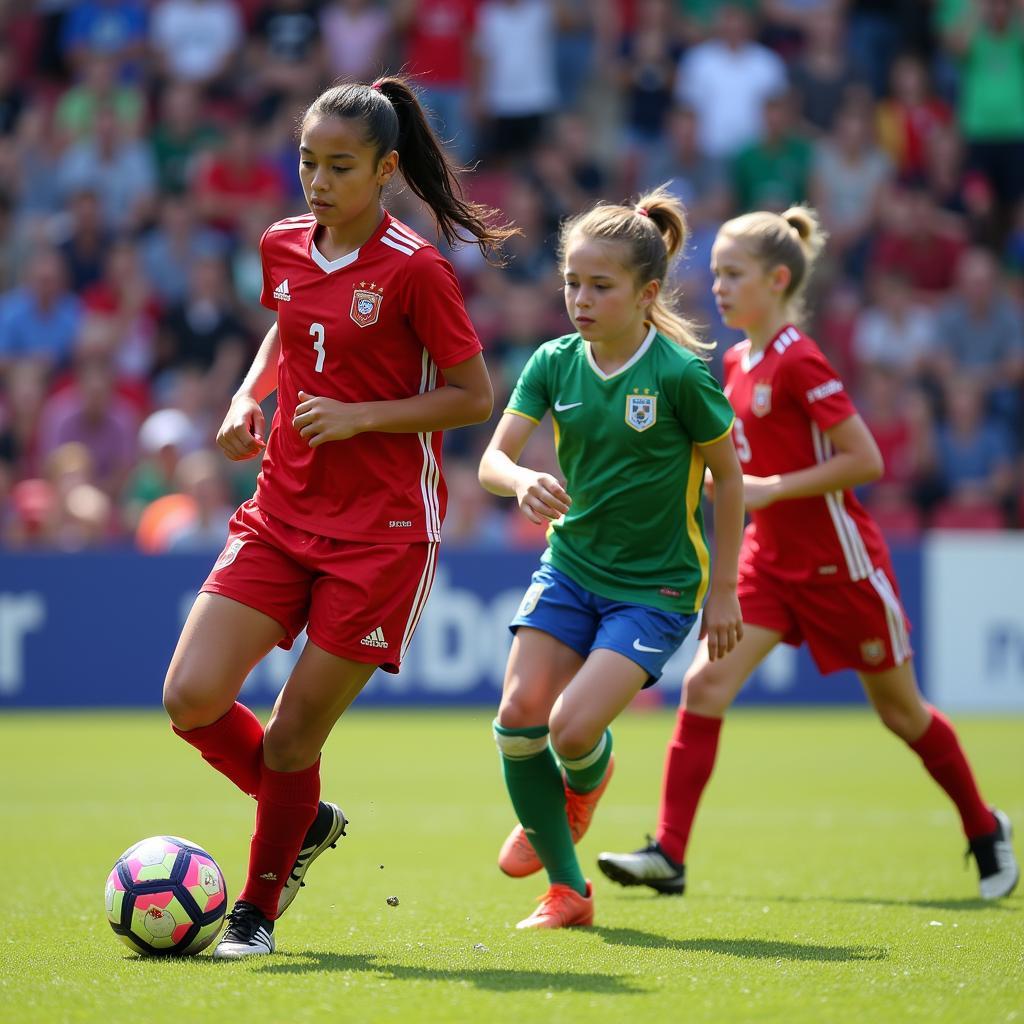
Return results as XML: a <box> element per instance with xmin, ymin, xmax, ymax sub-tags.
<box><xmin>598</xmin><ymin>207</ymin><xmax>1019</xmax><ymax>901</ymax></box>
<box><xmin>479</xmin><ymin>187</ymin><xmax>746</xmax><ymax>929</ymax></box>
<box><xmin>162</xmin><ymin>77</ymin><xmax>513</xmax><ymax>958</ymax></box>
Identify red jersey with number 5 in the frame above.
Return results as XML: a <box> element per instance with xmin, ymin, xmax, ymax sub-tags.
<box><xmin>254</xmin><ymin>211</ymin><xmax>482</xmax><ymax>542</ymax></box>
<box><xmin>722</xmin><ymin>324</ymin><xmax>890</xmax><ymax>584</ymax></box>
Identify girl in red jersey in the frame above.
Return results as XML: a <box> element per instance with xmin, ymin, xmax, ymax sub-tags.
<box><xmin>161</xmin><ymin>77</ymin><xmax>513</xmax><ymax>959</ymax></box>
<box><xmin>598</xmin><ymin>206</ymin><xmax>1019</xmax><ymax>901</ymax></box>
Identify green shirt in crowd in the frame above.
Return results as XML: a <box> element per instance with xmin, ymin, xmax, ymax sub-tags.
<box><xmin>506</xmin><ymin>326</ymin><xmax>735</xmax><ymax>614</ymax></box>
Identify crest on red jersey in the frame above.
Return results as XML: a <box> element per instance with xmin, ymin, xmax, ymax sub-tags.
<box><xmin>752</xmin><ymin>382</ymin><xmax>773</xmax><ymax>417</ymax></box>
<box><xmin>350</xmin><ymin>283</ymin><xmax>383</xmax><ymax>327</ymax></box>
<box><xmin>860</xmin><ymin>637</ymin><xmax>886</xmax><ymax>666</ymax></box>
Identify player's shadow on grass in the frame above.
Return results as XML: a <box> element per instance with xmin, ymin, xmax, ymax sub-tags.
<box><xmin>742</xmin><ymin>894</ymin><xmax>1018</xmax><ymax>913</ymax></box>
<box><xmin>257</xmin><ymin>951</ymin><xmax>643</xmax><ymax>994</ymax></box>
<box><xmin>594</xmin><ymin>927</ymin><xmax>887</xmax><ymax>962</ymax></box>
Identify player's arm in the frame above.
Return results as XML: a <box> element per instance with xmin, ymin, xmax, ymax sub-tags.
<box><xmin>293</xmin><ymin>352</ymin><xmax>493</xmax><ymax>447</ymax></box>
<box><xmin>478</xmin><ymin>412</ymin><xmax>571</xmax><ymax>525</ymax></box>
<box><xmin>744</xmin><ymin>413</ymin><xmax>884</xmax><ymax>510</ymax></box>
<box><xmin>216</xmin><ymin>322</ymin><xmax>280</xmax><ymax>461</ymax></box>
<box><xmin>697</xmin><ymin>432</ymin><xmax>744</xmax><ymax>660</ymax></box>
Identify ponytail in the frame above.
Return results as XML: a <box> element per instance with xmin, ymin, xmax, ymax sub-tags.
<box><xmin>304</xmin><ymin>77</ymin><xmax>517</xmax><ymax>263</ymax></box>
<box><xmin>718</xmin><ymin>205</ymin><xmax>827</xmax><ymax>321</ymax></box>
<box><xmin>557</xmin><ymin>184</ymin><xmax>712</xmax><ymax>356</ymax></box>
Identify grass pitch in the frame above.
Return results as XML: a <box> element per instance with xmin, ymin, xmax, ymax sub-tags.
<box><xmin>0</xmin><ymin>709</ymin><xmax>1021</xmax><ymax>1024</ymax></box>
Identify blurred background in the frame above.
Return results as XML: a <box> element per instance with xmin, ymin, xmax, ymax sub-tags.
<box><xmin>0</xmin><ymin>0</ymin><xmax>1022</xmax><ymax>712</ymax></box>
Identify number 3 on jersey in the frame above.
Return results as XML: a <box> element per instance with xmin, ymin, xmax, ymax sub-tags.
<box><xmin>733</xmin><ymin>417</ymin><xmax>751</xmax><ymax>463</ymax></box>
<box><xmin>310</xmin><ymin>322</ymin><xmax>326</xmax><ymax>373</ymax></box>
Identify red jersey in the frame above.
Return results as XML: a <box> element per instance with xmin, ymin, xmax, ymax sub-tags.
<box><xmin>255</xmin><ymin>211</ymin><xmax>482</xmax><ymax>543</ymax></box>
<box><xmin>723</xmin><ymin>324</ymin><xmax>890</xmax><ymax>585</ymax></box>
<box><xmin>404</xmin><ymin>0</ymin><xmax>477</xmax><ymax>86</ymax></box>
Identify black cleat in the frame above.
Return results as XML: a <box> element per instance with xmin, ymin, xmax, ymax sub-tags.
<box><xmin>277</xmin><ymin>800</ymin><xmax>348</xmax><ymax>917</ymax></box>
<box><xmin>968</xmin><ymin>808</ymin><xmax>1019</xmax><ymax>900</ymax></box>
<box><xmin>598</xmin><ymin>837</ymin><xmax>686</xmax><ymax>895</ymax></box>
<box><xmin>213</xmin><ymin>901</ymin><xmax>275</xmax><ymax>959</ymax></box>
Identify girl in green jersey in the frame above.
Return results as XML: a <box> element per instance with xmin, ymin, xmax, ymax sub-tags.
<box><xmin>478</xmin><ymin>187</ymin><xmax>746</xmax><ymax>929</ymax></box>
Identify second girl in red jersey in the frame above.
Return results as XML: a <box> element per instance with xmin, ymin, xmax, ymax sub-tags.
<box><xmin>597</xmin><ymin>206</ymin><xmax>1018</xmax><ymax>901</ymax></box>
<box><xmin>162</xmin><ymin>77</ymin><xmax>513</xmax><ymax>958</ymax></box>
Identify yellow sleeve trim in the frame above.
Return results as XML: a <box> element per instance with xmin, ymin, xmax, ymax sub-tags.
<box><xmin>696</xmin><ymin>417</ymin><xmax>735</xmax><ymax>447</ymax></box>
<box><xmin>504</xmin><ymin>408</ymin><xmax>542</xmax><ymax>425</ymax></box>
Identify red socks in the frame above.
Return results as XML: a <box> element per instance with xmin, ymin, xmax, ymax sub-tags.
<box><xmin>239</xmin><ymin>758</ymin><xmax>321</xmax><ymax>920</ymax></box>
<box><xmin>172</xmin><ymin>702</ymin><xmax>265</xmax><ymax>798</ymax></box>
<box><xmin>909</xmin><ymin>708</ymin><xmax>996</xmax><ymax>840</ymax></box>
<box><xmin>656</xmin><ymin>709</ymin><xmax>722</xmax><ymax>864</ymax></box>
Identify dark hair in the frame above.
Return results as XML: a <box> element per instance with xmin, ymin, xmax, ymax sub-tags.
<box><xmin>557</xmin><ymin>184</ymin><xmax>711</xmax><ymax>355</ymax></box>
<box><xmin>303</xmin><ymin>77</ymin><xmax>516</xmax><ymax>262</ymax></box>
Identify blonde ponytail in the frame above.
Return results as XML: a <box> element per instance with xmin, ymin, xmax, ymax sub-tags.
<box><xmin>720</xmin><ymin>204</ymin><xmax>827</xmax><ymax>322</ymax></box>
<box><xmin>558</xmin><ymin>184</ymin><xmax>712</xmax><ymax>356</ymax></box>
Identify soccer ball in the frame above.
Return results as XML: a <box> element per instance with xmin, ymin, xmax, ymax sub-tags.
<box><xmin>104</xmin><ymin>836</ymin><xmax>227</xmax><ymax>956</ymax></box>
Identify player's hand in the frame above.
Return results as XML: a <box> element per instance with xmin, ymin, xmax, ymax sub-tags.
<box><xmin>699</xmin><ymin>589</ymin><xmax>743</xmax><ymax>662</ymax></box>
<box><xmin>216</xmin><ymin>396</ymin><xmax>266</xmax><ymax>461</ymax></box>
<box><xmin>293</xmin><ymin>391</ymin><xmax>363</xmax><ymax>447</ymax></box>
<box><xmin>514</xmin><ymin>470</ymin><xmax>571</xmax><ymax>525</ymax></box>
<box><xmin>743</xmin><ymin>474</ymin><xmax>782</xmax><ymax>510</ymax></box>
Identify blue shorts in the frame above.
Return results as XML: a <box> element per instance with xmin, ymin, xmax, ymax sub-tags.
<box><xmin>509</xmin><ymin>563</ymin><xmax>698</xmax><ymax>687</ymax></box>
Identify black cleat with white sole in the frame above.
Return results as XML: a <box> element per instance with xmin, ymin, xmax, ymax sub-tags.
<box><xmin>213</xmin><ymin>901</ymin><xmax>275</xmax><ymax>959</ymax></box>
<box><xmin>277</xmin><ymin>800</ymin><xmax>348</xmax><ymax>917</ymax></box>
<box><xmin>598</xmin><ymin>837</ymin><xmax>686</xmax><ymax>895</ymax></box>
<box><xmin>969</xmin><ymin>808</ymin><xmax>1019</xmax><ymax>900</ymax></box>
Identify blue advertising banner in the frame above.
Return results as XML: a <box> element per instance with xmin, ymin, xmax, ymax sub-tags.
<box><xmin>0</xmin><ymin>544</ymin><xmax>921</xmax><ymax>709</ymax></box>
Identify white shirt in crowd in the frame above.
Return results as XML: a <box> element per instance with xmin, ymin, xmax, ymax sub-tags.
<box><xmin>675</xmin><ymin>39</ymin><xmax>787</xmax><ymax>158</ymax></box>
<box><xmin>475</xmin><ymin>0</ymin><xmax>559</xmax><ymax>118</ymax></box>
<box><xmin>150</xmin><ymin>0</ymin><xmax>243</xmax><ymax>83</ymax></box>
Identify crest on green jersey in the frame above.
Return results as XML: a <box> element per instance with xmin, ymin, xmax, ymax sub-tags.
<box><xmin>625</xmin><ymin>394</ymin><xmax>657</xmax><ymax>432</ymax></box>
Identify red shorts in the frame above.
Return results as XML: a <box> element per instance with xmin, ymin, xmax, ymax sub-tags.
<box><xmin>738</xmin><ymin>561</ymin><xmax>913</xmax><ymax>675</ymax></box>
<box><xmin>201</xmin><ymin>500</ymin><xmax>438</xmax><ymax>672</ymax></box>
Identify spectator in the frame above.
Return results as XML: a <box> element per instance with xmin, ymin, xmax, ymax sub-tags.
<box><xmin>81</xmin><ymin>237</ymin><xmax>161</xmax><ymax>384</ymax></box>
<box><xmin>876</xmin><ymin>54</ymin><xmax>952</xmax><ymax>182</ymax></box>
<box><xmin>0</xmin><ymin>248</ymin><xmax>82</xmax><ymax>372</ymax></box>
<box><xmin>320</xmin><ymin>0</ymin><xmax>393</xmax><ymax>85</ymax></box>
<box><xmin>394</xmin><ymin>0</ymin><xmax>478</xmax><ymax>161</ymax></box>
<box><xmin>553</xmin><ymin>0</ymin><xmax>605</xmax><ymax>108</ymax></box>
<box><xmin>934</xmin><ymin>376</ymin><xmax>1016</xmax><ymax>515</ymax></box>
<box><xmin>845</xmin><ymin>0</ymin><xmax>902</xmax><ymax>97</ymax></box>
<box><xmin>149</xmin><ymin>0</ymin><xmax>244</xmax><ymax>88</ymax></box>
<box><xmin>55</xmin><ymin>105</ymin><xmax>157</xmax><ymax>232</ymax></box>
<box><xmin>788</xmin><ymin>6</ymin><xmax>863</xmax><ymax>133</ymax></box>
<box><xmin>932</xmin><ymin>247</ymin><xmax>1024</xmax><ymax>423</ymax></box>
<box><xmin>192</xmin><ymin>119</ymin><xmax>285</xmax><ymax>236</ymax></box>
<box><xmin>36</xmin><ymin>352</ymin><xmax>139</xmax><ymax>498</ymax></box>
<box><xmin>141</xmin><ymin>194</ymin><xmax>227</xmax><ymax>307</ymax></box>
<box><xmin>155</xmin><ymin>254</ymin><xmax>249</xmax><ymax>402</ymax></box>
<box><xmin>53</xmin><ymin>51</ymin><xmax>145</xmax><ymax>144</ymax></box>
<box><xmin>852</xmin><ymin>270</ymin><xmax>935</xmax><ymax>381</ymax></box>
<box><xmin>674</xmin><ymin>4</ymin><xmax>787</xmax><ymax>159</ymax></box>
<box><xmin>60</xmin><ymin>0</ymin><xmax>148</xmax><ymax>81</ymax></box>
<box><xmin>810</xmin><ymin>96</ymin><xmax>892</xmax><ymax>280</ymax></box>
<box><xmin>0</xmin><ymin>359</ymin><xmax>49</xmax><ymax>480</ymax></box>
<box><xmin>869</xmin><ymin>185</ymin><xmax>966</xmax><ymax>301</ymax></box>
<box><xmin>123</xmin><ymin>406</ymin><xmax>198</xmax><ymax>529</ymax></box>
<box><xmin>246</xmin><ymin>0</ymin><xmax>324</xmax><ymax>122</ymax></box>
<box><xmin>0</xmin><ymin>44</ymin><xmax>28</xmax><ymax>137</ymax></box>
<box><xmin>944</xmin><ymin>0</ymin><xmax>1024</xmax><ymax>219</ymax></box>
<box><xmin>731</xmin><ymin>91</ymin><xmax>813</xmax><ymax>212</ymax></box>
<box><xmin>474</xmin><ymin>0</ymin><xmax>561</xmax><ymax>159</ymax></box>
<box><xmin>164</xmin><ymin>448</ymin><xmax>234</xmax><ymax>551</ymax></box>
<box><xmin>53</xmin><ymin>187</ymin><xmax>111</xmax><ymax>292</ymax></box>
<box><xmin>150</xmin><ymin>81</ymin><xmax>220</xmax><ymax>194</ymax></box>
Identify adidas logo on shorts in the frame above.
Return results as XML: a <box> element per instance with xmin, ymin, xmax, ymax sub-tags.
<box><xmin>360</xmin><ymin>626</ymin><xmax>388</xmax><ymax>649</ymax></box>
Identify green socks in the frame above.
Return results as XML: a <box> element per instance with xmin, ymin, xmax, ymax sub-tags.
<box><xmin>493</xmin><ymin>721</ymin><xmax>587</xmax><ymax>896</ymax></box>
<box><xmin>560</xmin><ymin>729</ymin><xmax>612</xmax><ymax>794</ymax></box>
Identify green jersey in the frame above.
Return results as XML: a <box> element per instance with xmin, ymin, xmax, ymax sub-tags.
<box><xmin>506</xmin><ymin>326</ymin><xmax>734</xmax><ymax>613</ymax></box>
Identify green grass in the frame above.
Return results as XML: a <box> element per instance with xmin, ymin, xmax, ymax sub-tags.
<box><xmin>0</xmin><ymin>709</ymin><xmax>1021</xmax><ymax>1024</ymax></box>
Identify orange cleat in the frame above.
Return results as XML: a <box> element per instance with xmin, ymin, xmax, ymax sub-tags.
<box><xmin>516</xmin><ymin>880</ymin><xmax>594</xmax><ymax>930</ymax></box>
<box><xmin>498</xmin><ymin>757</ymin><xmax>615</xmax><ymax>878</ymax></box>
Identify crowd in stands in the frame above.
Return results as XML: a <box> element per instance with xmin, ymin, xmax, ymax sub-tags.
<box><xmin>1</xmin><ymin>0</ymin><xmax>1022</xmax><ymax>552</ymax></box>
